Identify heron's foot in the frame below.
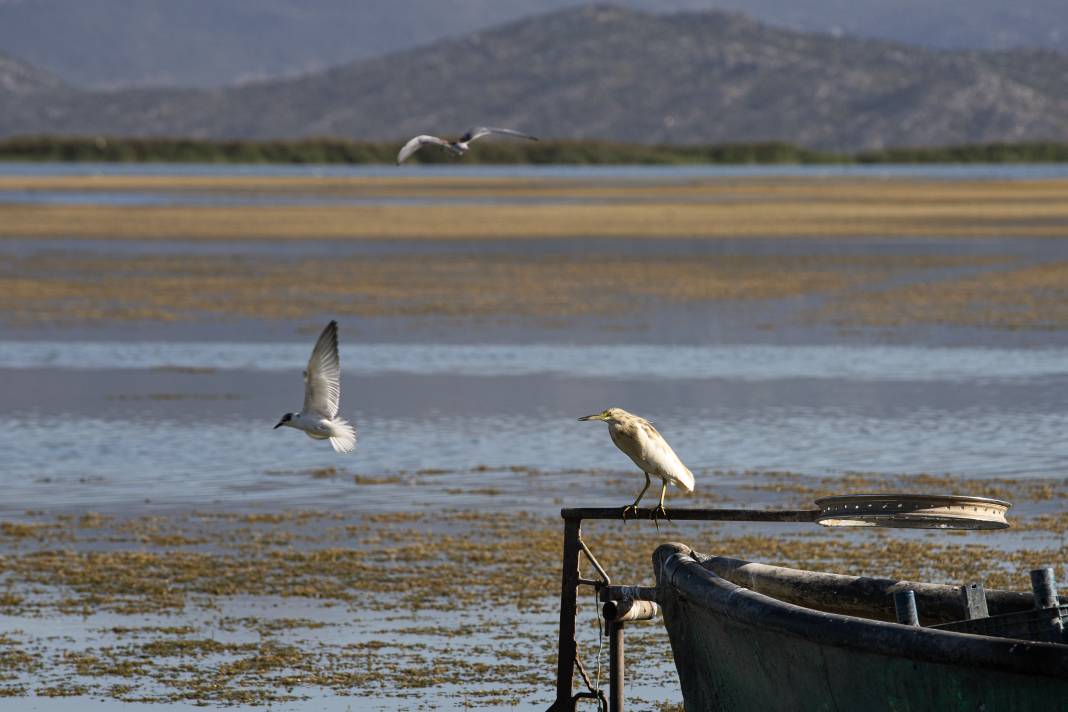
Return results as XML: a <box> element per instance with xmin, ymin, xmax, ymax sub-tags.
<box><xmin>621</xmin><ymin>504</ymin><xmax>639</xmax><ymax>522</ymax></box>
<box><xmin>650</xmin><ymin>504</ymin><xmax>670</xmax><ymax>531</ymax></box>
<box><xmin>651</xmin><ymin>505</ymin><xmax>669</xmax><ymax>532</ymax></box>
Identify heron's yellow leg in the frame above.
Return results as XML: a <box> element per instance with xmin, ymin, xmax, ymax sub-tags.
<box><xmin>622</xmin><ymin>472</ymin><xmax>651</xmax><ymax>521</ymax></box>
<box><xmin>649</xmin><ymin>482</ymin><xmax>671</xmax><ymax>530</ymax></box>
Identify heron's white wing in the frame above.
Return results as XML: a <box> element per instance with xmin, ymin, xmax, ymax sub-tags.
<box><xmin>611</xmin><ymin>419</ymin><xmax>694</xmax><ymax>492</ymax></box>
<box><xmin>461</xmin><ymin>126</ymin><xmax>539</xmax><ymax>143</ymax></box>
<box><xmin>303</xmin><ymin>320</ymin><xmax>342</xmax><ymax>419</ymax></box>
<box><xmin>639</xmin><ymin>421</ymin><xmax>694</xmax><ymax>492</ymax></box>
<box><xmin>397</xmin><ymin>135</ymin><xmax>450</xmax><ymax>164</ymax></box>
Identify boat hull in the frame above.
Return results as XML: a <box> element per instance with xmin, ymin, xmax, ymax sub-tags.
<box><xmin>654</xmin><ymin>543</ymin><xmax>1068</xmax><ymax>711</ymax></box>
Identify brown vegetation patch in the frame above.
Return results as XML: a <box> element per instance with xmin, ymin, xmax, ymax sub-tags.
<box><xmin>826</xmin><ymin>260</ymin><xmax>1068</xmax><ymax>330</ymax></box>
<box><xmin>0</xmin><ymin>176</ymin><xmax>1067</xmax><ymax>240</ymax></box>
<box><xmin>0</xmin><ymin>250</ymin><xmax>987</xmax><ymax>325</ymax></box>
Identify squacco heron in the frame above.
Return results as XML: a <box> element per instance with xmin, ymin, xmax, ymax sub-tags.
<box><xmin>579</xmin><ymin>407</ymin><xmax>694</xmax><ymax>523</ymax></box>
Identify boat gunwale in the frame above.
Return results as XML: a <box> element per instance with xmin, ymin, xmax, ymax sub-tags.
<box><xmin>694</xmin><ymin>552</ymin><xmax>1043</xmax><ymax>623</ymax></box>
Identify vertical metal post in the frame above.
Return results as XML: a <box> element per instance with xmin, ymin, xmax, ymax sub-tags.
<box><xmin>602</xmin><ymin>597</ymin><xmax>657</xmax><ymax>712</ymax></box>
<box><xmin>894</xmin><ymin>589</ymin><xmax>920</xmax><ymax>626</ymax></box>
<box><xmin>959</xmin><ymin>582</ymin><xmax>989</xmax><ymax>619</ymax></box>
<box><xmin>550</xmin><ymin>516</ymin><xmax>582</xmax><ymax>711</ymax></box>
<box><xmin>1030</xmin><ymin>568</ymin><xmax>1059</xmax><ymax>609</ymax></box>
<box><xmin>1029</xmin><ymin>567</ymin><xmax>1064</xmax><ymax>644</ymax></box>
<box><xmin>608</xmin><ymin>620</ymin><xmax>624</xmax><ymax>712</ymax></box>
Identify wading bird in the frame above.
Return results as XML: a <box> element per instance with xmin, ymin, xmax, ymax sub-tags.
<box><xmin>396</xmin><ymin>126</ymin><xmax>538</xmax><ymax>164</ymax></box>
<box><xmin>578</xmin><ymin>408</ymin><xmax>694</xmax><ymax>525</ymax></box>
<box><xmin>274</xmin><ymin>320</ymin><xmax>357</xmax><ymax>454</ymax></box>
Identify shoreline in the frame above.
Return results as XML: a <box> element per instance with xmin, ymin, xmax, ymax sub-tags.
<box><xmin>3</xmin><ymin>138</ymin><xmax>1068</xmax><ymax>166</ymax></box>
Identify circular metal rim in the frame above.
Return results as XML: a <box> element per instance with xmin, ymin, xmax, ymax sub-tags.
<box><xmin>814</xmin><ymin>493</ymin><xmax>1011</xmax><ymax>508</ymax></box>
<box><xmin>814</xmin><ymin>493</ymin><xmax>1011</xmax><ymax>530</ymax></box>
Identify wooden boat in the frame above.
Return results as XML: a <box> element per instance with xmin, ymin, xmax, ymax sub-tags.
<box><xmin>654</xmin><ymin>543</ymin><xmax>1068</xmax><ymax>711</ymax></box>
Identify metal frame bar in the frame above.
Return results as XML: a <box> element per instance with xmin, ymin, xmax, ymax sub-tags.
<box><xmin>607</xmin><ymin>616</ymin><xmax>623</xmax><ymax>711</ymax></box>
<box><xmin>546</xmin><ymin>506</ymin><xmax>819</xmax><ymax>711</ymax></box>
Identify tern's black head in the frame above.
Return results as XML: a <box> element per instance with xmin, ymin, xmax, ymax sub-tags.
<box><xmin>274</xmin><ymin>412</ymin><xmax>294</xmax><ymax>429</ymax></box>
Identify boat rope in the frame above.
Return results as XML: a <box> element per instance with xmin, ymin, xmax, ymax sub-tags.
<box><xmin>574</xmin><ymin>653</ymin><xmax>596</xmax><ymax>694</ymax></box>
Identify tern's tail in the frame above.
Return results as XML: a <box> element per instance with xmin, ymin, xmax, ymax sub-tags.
<box><xmin>327</xmin><ymin>418</ymin><xmax>358</xmax><ymax>454</ymax></box>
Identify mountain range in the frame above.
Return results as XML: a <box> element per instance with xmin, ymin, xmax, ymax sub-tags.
<box><xmin>0</xmin><ymin>49</ymin><xmax>63</xmax><ymax>94</ymax></box>
<box><xmin>0</xmin><ymin>0</ymin><xmax>1065</xmax><ymax>89</ymax></box>
<box><xmin>1</xmin><ymin>5</ymin><xmax>1067</xmax><ymax>150</ymax></box>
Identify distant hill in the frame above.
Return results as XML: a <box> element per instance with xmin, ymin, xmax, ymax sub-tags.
<box><xmin>0</xmin><ymin>49</ymin><xmax>65</xmax><ymax>94</ymax></box>
<box><xmin>0</xmin><ymin>0</ymin><xmax>1065</xmax><ymax>89</ymax></box>
<box><xmin>2</xmin><ymin>6</ymin><xmax>1067</xmax><ymax>150</ymax></box>
<box><xmin>0</xmin><ymin>49</ymin><xmax>70</xmax><ymax>140</ymax></box>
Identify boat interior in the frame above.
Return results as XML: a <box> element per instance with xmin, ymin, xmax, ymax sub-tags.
<box><xmin>690</xmin><ymin>551</ymin><xmax>1067</xmax><ymax>642</ymax></box>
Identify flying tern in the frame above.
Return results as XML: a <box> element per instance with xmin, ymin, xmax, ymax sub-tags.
<box><xmin>396</xmin><ymin>126</ymin><xmax>538</xmax><ymax>164</ymax></box>
<box><xmin>274</xmin><ymin>320</ymin><xmax>357</xmax><ymax>454</ymax></box>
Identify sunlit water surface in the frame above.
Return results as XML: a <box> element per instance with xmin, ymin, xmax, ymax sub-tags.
<box><xmin>3</xmin><ymin>339</ymin><xmax>1067</xmax><ymax>513</ymax></box>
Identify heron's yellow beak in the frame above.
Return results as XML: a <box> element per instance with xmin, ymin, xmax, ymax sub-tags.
<box><xmin>578</xmin><ymin>412</ymin><xmax>606</xmax><ymax>421</ymax></box>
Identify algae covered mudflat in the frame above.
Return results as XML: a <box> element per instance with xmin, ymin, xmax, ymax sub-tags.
<box><xmin>0</xmin><ymin>249</ymin><xmax>989</xmax><ymax>326</ymax></box>
<box><xmin>0</xmin><ymin>470</ymin><xmax>1064</xmax><ymax>708</ymax></box>
<box><xmin>2</xmin><ymin>175</ymin><xmax>1068</xmax><ymax>240</ymax></box>
<box><xmin>1</xmin><ymin>172</ymin><xmax>1067</xmax><ymax>332</ymax></box>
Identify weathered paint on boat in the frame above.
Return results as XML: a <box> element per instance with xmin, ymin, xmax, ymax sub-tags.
<box><xmin>655</xmin><ymin>543</ymin><xmax>1068</xmax><ymax>712</ymax></box>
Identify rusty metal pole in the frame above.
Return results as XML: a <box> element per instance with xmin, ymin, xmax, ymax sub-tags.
<box><xmin>550</xmin><ymin>515</ymin><xmax>582</xmax><ymax>711</ymax></box>
<box><xmin>602</xmin><ymin>597</ymin><xmax>658</xmax><ymax>712</ymax></box>
<box><xmin>608</xmin><ymin>619</ymin><xmax>624</xmax><ymax>712</ymax></box>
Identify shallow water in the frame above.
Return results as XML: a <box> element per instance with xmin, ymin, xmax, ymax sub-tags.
<box><xmin>2</xmin><ymin>339</ymin><xmax>1068</xmax><ymax>512</ymax></box>
<box><xmin>0</xmin><ymin>188</ymin><xmax>643</xmax><ymax>208</ymax></box>
<box><xmin>0</xmin><ymin>595</ymin><xmax>592</xmax><ymax>711</ymax></box>
<box><xmin>5</xmin><ymin>339</ymin><xmax>1068</xmax><ymax>381</ymax></box>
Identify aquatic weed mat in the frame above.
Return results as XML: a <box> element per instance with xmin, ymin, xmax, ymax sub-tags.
<box><xmin>0</xmin><ymin>470</ymin><xmax>1064</xmax><ymax>708</ymax></box>
<box><xmin>0</xmin><ymin>248</ymin><xmax>1000</xmax><ymax>326</ymax></box>
<box><xmin>2</xmin><ymin>176</ymin><xmax>1068</xmax><ymax>239</ymax></box>
<box><xmin>819</xmin><ymin>259</ymin><xmax>1068</xmax><ymax>331</ymax></box>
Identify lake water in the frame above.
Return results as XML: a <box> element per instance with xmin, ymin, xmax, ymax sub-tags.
<box><xmin>1</xmin><ymin>162</ymin><xmax>1067</xmax><ymax>710</ymax></box>
<box><xmin>2</xmin><ymin>338</ymin><xmax>1067</xmax><ymax>512</ymax></box>
<box><xmin>2</xmin><ymin>162</ymin><xmax>1068</xmax><ymax>514</ymax></box>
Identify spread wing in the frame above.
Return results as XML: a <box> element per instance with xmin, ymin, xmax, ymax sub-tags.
<box><xmin>303</xmin><ymin>320</ymin><xmax>341</xmax><ymax>419</ymax></box>
<box><xmin>397</xmin><ymin>135</ymin><xmax>451</xmax><ymax>164</ymax></box>
<box><xmin>461</xmin><ymin>126</ymin><xmax>539</xmax><ymax>143</ymax></box>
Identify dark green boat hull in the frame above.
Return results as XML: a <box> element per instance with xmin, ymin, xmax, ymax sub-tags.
<box><xmin>655</xmin><ymin>544</ymin><xmax>1068</xmax><ymax>711</ymax></box>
